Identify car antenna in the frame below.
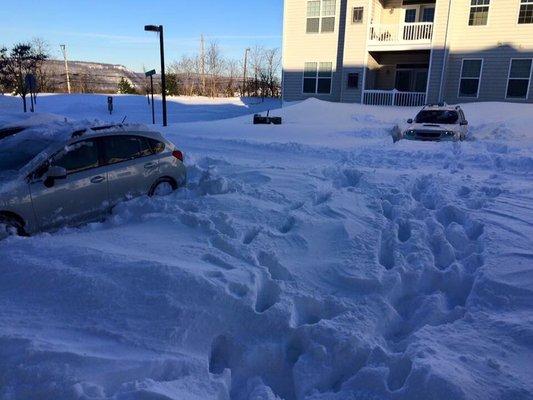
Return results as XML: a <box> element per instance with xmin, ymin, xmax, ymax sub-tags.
<box><xmin>121</xmin><ymin>116</ymin><xmax>127</xmax><ymax>124</ymax></box>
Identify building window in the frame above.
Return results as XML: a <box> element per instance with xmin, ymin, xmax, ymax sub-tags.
<box><xmin>306</xmin><ymin>0</ymin><xmax>336</xmax><ymax>33</ymax></box>
<box><xmin>307</xmin><ymin>1</ymin><xmax>321</xmax><ymax>33</ymax></box>
<box><xmin>468</xmin><ymin>0</ymin><xmax>490</xmax><ymax>26</ymax></box>
<box><xmin>352</xmin><ymin>7</ymin><xmax>364</xmax><ymax>23</ymax></box>
<box><xmin>347</xmin><ymin>73</ymin><xmax>359</xmax><ymax>88</ymax></box>
<box><xmin>518</xmin><ymin>0</ymin><xmax>533</xmax><ymax>24</ymax></box>
<box><xmin>459</xmin><ymin>59</ymin><xmax>483</xmax><ymax>98</ymax></box>
<box><xmin>422</xmin><ymin>7</ymin><xmax>435</xmax><ymax>22</ymax></box>
<box><xmin>303</xmin><ymin>62</ymin><xmax>332</xmax><ymax>94</ymax></box>
<box><xmin>506</xmin><ymin>59</ymin><xmax>532</xmax><ymax>99</ymax></box>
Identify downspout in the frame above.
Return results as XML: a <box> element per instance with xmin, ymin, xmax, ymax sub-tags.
<box><xmin>361</xmin><ymin>0</ymin><xmax>373</xmax><ymax>104</ymax></box>
<box><xmin>438</xmin><ymin>0</ymin><xmax>452</xmax><ymax>103</ymax></box>
<box><xmin>281</xmin><ymin>0</ymin><xmax>287</xmax><ymax>105</ymax></box>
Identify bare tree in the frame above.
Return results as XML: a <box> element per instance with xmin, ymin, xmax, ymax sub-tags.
<box><xmin>248</xmin><ymin>45</ymin><xmax>265</xmax><ymax>98</ymax></box>
<box><xmin>263</xmin><ymin>48</ymin><xmax>282</xmax><ymax>98</ymax></box>
<box><xmin>225</xmin><ymin>59</ymin><xmax>240</xmax><ymax>97</ymax></box>
<box><xmin>169</xmin><ymin>56</ymin><xmax>197</xmax><ymax>96</ymax></box>
<box><xmin>31</xmin><ymin>38</ymin><xmax>52</xmax><ymax>93</ymax></box>
<box><xmin>205</xmin><ymin>41</ymin><xmax>225</xmax><ymax>97</ymax></box>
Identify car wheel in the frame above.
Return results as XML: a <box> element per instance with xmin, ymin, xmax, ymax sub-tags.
<box><xmin>149</xmin><ymin>178</ymin><xmax>177</xmax><ymax>197</ymax></box>
<box><xmin>0</xmin><ymin>215</ymin><xmax>24</xmax><ymax>240</ymax></box>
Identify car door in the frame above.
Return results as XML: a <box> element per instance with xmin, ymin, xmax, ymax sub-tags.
<box><xmin>29</xmin><ymin>138</ymin><xmax>109</xmax><ymax>231</ymax></box>
<box><xmin>101</xmin><ymin>134</ymin><xmax>160</xmax><ymax>206</ymax></box>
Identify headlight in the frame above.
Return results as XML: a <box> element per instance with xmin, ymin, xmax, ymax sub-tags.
<box><xmin>406</xmin><ymin>130</ymin><xmax>415</xmax><ymax>136</ymax></box>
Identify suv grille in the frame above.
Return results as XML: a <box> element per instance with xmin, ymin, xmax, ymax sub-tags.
<box><xmin>416</xmin><ymin>131</ymin><xmax>442</xmax><ymax>139</ymax></box>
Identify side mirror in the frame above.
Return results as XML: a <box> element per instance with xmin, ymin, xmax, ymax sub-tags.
<box><xmin>460</xmin><ymin>120</ymin><xmax>468</xmax><ymax>126</ymax></box>
<box><xmin>43</xmin><ymin>166</ymin><xmax>67</xmax><ymax>188</ymax></box>
<box><xmin>407</xmin><ymin>119</ymin><xmax>413</xmax><ymax>124</ymax></box>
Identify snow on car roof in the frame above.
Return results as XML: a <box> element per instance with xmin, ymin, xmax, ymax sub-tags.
<box><xmin>422</xmin><ymin>104</ymin><xmax>462</xmax><ymax>111</ymax></box>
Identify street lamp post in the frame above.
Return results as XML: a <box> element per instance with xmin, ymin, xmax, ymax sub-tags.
<box><xmin>144</xmin><ymin>24</ymin><xmax>168</xmax><ymax>127</ymax></box>
<box><xmin>243</xmin><ymin>48</ymin><xmax>250</xmax><ymax>97</ymax></box>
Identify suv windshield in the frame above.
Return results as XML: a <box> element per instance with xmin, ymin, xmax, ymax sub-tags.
<box><xmin>415</xmin><ymin>110</ymin><xmax>459</xmax><ymax>124</ymax></box>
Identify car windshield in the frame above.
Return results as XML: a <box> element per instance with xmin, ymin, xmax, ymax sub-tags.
<box><xmin>0</xmin><ymin>124</ymin><xmax>74</xmax><ymax>176</ymax></box>
<box><xmin>0</xmin><ymin>135</ymin><xmax>57</xmax><ymax>173</ymax></box>
<box><xmin>415</xmin><ymin>110</ymin><xmax>459</xmax><ymax>124</ymax></box>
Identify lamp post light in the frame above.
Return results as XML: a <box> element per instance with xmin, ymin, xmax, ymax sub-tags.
<box><xmin>144</xmin><ymin>24</ymin><xmax>168</xmax><ymax>127</ymax></box>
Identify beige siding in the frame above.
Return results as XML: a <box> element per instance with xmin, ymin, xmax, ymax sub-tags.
<box><xmin>341</xmin><ymin>0</ymin><xmax>372</xmax><ymax>102</ymax></box>
<box><xmin>441</xmin><ymin>0</ymin><xmax>533</xmax><ymax>103</ymax></box>
<box><xmin>427</xmin><ymin>0</ymin><xmax>451</xmax><ymax>103</ymax></box>
<box><xmin>283</xmin><ymin>0</ymin><xmax>533</xmax><ymax>104</ymax></box>
<box><xmin>283</xmin><ymin>0</ymin><xmax>344</xmax><ymax>102</ymax></box>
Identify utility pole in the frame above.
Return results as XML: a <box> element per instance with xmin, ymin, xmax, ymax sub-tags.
<box><xmin>200</xmin><ymin>34</ymin><xmax>206</xmax><ymax>96</ymax></box>
<box><xmin>60</xmin><ymin>44</ymin><xmax>71</xmax><ymax>94</ymax></box>
<box><xmin>242</xmin><ymin>48</ymin><xmax>250</xmax><ymax>97</ymax></box>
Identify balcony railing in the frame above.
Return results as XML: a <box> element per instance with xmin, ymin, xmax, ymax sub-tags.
<box><xmin>363</xmin><ymin>90</ymin><xmax>426</xmax><ymax>107</ymax></box>
<box><xmin>369</xmin><ymin>22</ymin><xmax>433</xmax><ymax>45</ymax></box>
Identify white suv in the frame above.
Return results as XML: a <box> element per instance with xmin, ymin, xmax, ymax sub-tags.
<box><xmin>402</xmin><ymin>104</ymin><xmax>468</xmax><ymax>141</ymax></box>
<box><xmin>0</xmin><ymin>124</ymin><xmax>186</xmax><ymax>238</ymax></box>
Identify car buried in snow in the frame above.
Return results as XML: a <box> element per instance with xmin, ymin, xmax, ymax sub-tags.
<box><xmin>400</xmin><ymin>104</ymin><xmax>468</xmax><ymax>142</ymax></box>
<box><xmin>0</xmin><ymin>124</ymin><xmax>186</xmax><ymax>239</ymax></box>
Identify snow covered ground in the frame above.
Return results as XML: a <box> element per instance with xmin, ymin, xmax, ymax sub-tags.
<box><xmin>0</xmin><ymin>94</ymin><xmax>532</xmax><ymax>400</ymax></box>
<box><xmin>0</xmin><ymin>94</ymin><xmax>281</xmax><ymax>125</ymax></box>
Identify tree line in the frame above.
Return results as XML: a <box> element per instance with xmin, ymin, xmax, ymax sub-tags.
<box><xmin>164</xmin><ymin>42</ymin><xmax>281</xmax><ymax>98</ymax></box>
<box><xmin>1</xmin><ymin>39</ymin><xmax>282</xmax><ymax>109</ymax></box>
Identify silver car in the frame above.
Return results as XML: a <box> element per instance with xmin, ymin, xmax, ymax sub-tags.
<box><xmin>401</xmin><ymin>104</ymin><xmax>468</xmax><ymax>141</ymax></box>
<box><xmin>0</xmin><ymin>125</ymin><xmax>186</xmax><ymax>238</ymax></box>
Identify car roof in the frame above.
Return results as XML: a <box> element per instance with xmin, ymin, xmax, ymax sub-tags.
<box><xmin>18</xmin><ymin>125</ymin><xmax>165</xmax><ymax>178</ymax></box>
<box><xmin>69</xmin><ymin>124</ymin><xmax>163</xmax><ymax>141</ymax></box>
<box><xmin>420</xmin><ymin>103</ymin><xmax>462</xmax><ymax>112</ymax></box>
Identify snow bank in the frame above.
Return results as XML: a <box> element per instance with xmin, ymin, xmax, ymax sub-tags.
<box><xmin>0</xmin><ymin>98</ymin><xmax>532</xmax><ymax>400</ymax></box>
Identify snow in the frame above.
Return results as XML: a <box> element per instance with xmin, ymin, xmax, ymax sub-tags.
<box><xmin>0</xmin><ymin>94</ymin><xmax>281</xmax><ymax>125</ymax></box>
<box><xmin>0</xmin><ymin>94</ymin><xmax>532</xmax><ymax>400</ymax></box>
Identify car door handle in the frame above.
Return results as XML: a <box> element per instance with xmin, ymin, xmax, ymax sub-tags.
<box><xmin>144</xmin><ymin>162</ymin><xmax>157</xmax><ymax>169</ymax></box>
<box><xmin>91</xmin><ymin>176</ymin><xmax>105</xmax><ymax>184</ymax></box>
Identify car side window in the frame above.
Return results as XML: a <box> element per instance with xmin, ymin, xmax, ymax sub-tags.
<box><xmin>146</xmin><ymin>138</ymin><xmax>165</xmax><ymax>154</ymax></box>
<box><xmin>103</xmin><ymin>135</ymin><xmax>152</xmax><ymax>165</ymax></box>
<box><xmin>51</xmin><ymin>139</ymin><xmax>100</xmax><ymax>175</ymax></box>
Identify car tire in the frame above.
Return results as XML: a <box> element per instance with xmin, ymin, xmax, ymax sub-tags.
<box><xmin>149</xmin><ymin>177</ymin><xmax>177</xmax><ymax>197</ymax></box>
<box><xmin>0</xmin><ymin>215</ymin><xmax>25</xmax><ymax>240</ymax></box>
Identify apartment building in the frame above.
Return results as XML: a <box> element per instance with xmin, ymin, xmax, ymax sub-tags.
<box><xmin>282</xmin><ymin>0</ymin><xmax>533</xmax><ymax>105</ymax></box>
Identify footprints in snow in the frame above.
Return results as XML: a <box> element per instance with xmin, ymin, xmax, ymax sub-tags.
<box><xmin>377</xmin><ymin>175</ymin><xmax>486</xmax><ymax>347</ymax></box>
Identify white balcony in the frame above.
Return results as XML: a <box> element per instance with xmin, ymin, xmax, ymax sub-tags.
<box><xmin>368</xmin><ymin>22</ymin><xmax>433</xmax><ymax>50</ymax></box>
<box><xmin>363</xmin><ymin>90</ymin><xmax>426</xmax><ymax>107</ymax></box>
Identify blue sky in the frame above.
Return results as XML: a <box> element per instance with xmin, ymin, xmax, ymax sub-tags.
<box><xmin>0</xmin><ymin>0</ymin><xmax>283</xmax><ymax>72</ymax></box>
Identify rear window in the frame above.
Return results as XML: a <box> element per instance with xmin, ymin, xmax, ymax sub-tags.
<box><xmin>103</xmin><ymin>135</ymin><xmax>153</xmax><ymax>165</ymax></box>
<box><xmin>415</xmin><ymin>110</ymin><xmax>459</xmax><ymax>124</ymax></box>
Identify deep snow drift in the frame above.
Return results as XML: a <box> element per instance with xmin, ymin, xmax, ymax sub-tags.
<box><xmin>0</xmin><ymin>95</ymin><xmax>532</xmax><ymax>400</ymax></box>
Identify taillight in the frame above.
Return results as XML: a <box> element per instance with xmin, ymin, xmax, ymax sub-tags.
<box><xmin>172</xmin><ymin>150</ymin><xmax>184</xmax><ymax>162</ymax></box>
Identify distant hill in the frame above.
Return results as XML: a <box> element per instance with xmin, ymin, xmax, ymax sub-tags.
<box><xmin>41</xmin><ymin>60</ymin><xmax>153</xmax><ymax>94</ymax></box>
